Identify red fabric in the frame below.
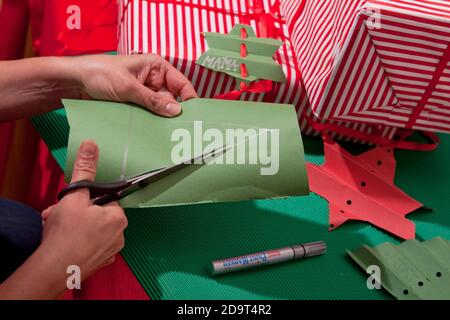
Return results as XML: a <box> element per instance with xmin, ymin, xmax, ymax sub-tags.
<box><xmin>0</xmin><ymin>0</ymin><xmax>149</xmax><ymax>300</ymax></box>
<box><xmin>29</xmin><ymin>0</ymin><xmax>118</xmax><ymax>56</ymax></box>
<box><xmin>59</xmin><ymin>255</ymin><xmax>148</xmax><ymax>300</ymax></box>
<box><xmin>29</xmin><ymin>0</ymin><xmax>149</xmax><ymax>299</ymax></box>
<box><xmin>72</xmin><ymin>255</ymin><xmax>148</xmax><ymax>300</ymax></box>
<box><xmin>0</xmin><ymin>124</ymin><xmax>13</xmax><ymax>184</ymax></box>
<box><xmin>0</xmin><ymin>0</ymin><xmax>29</xmax><ymax>191</ymax></box>
<box><xmin>0</xmin><ymin>0</ymin><xmax>29</xmax><ymax>60</ymax></box>
<box><xmin>25</xmin><ymin>139</ymin><xmax>67</xmax><ymax>212</ymax></box>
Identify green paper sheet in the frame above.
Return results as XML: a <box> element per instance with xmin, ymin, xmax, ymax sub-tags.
<box><xmin>348</xmin><ymin>237</ymin><xmax>450</xmax><ymax>300</ymax></box>
<box><xmin>31</xmin><ymin>52</ymin><xmax>450</xmax><ymax>300</ymax></box>
<box><xmin>32</xmin><ymin>102</ymin><xmax>450</xmax><ymax>300</ymax></box>
<box><xmin>63</xmin><ymin>98</ymin><xmax>309</xmax><ymax>208</ymax></box>
<box><xmin>196</xmin><ymin>24</ymin><xmax>286</xmax><ymax>85</ymax></box>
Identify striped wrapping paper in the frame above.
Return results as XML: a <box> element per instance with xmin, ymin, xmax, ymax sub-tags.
<box><xmin>117</xmin><ymin>0</ymin><xmax>402</xmax><ymax>143</ymax></box>
<box><xmin>282</xmin><ymin>0</ymin><xmax>450</xmax><ymax>134</ymax></box>
<box><xmin>118</xmin><ymin>0</ymin><xmax>305</xmax><ymax>106</ymax></box>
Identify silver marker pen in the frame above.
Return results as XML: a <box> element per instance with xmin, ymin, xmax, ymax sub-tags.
<box><xmin>209</xmin><ymin>241</ymin><xmax>327</xmax><ymax>276</ymax></box>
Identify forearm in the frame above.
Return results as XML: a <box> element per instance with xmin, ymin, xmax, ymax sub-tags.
<box><xmin>0</xmin><ymin>57</ymin><xmax>83</xmax><ymax>122</ymax></box>
<box><xmin>0</xmin><ymin>243</ymin><xmax>69</xmax><ymax>300</ymax></box>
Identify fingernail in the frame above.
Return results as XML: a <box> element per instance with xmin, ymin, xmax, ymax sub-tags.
<box><xmin>80</xmin><ymin>141</ymin><xmax>97</xmax><ymax>158</ymax></box>
<box><xmin>165</xmin><ymin>103</ymin><xmax>181</xmax><ymax>116</ymax></box>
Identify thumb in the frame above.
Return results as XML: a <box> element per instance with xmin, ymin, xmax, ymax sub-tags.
<box><xmin>125</xmin><ymin>81</ymin><xmax>182</xmax><ymax>117</ymax></box>
<box><xmin>67</xmin><ymin>140</ymin><xmax>99</xmax><ymax>200</ymax></box>
<box><xmin>41</xmin><ymin>204</ymin><xmax>56</xmax><ymax>221</ymax></box>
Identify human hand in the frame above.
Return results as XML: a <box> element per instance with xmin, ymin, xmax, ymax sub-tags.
<box><xmin>75</xmin><ymin>54</ymin><xmax>197</xmax><ymax>117</ymax></box>
<box><xmin>41</xmin><ymin>140</ymin><xmax>128</xmax><ymax>281</ymax></box>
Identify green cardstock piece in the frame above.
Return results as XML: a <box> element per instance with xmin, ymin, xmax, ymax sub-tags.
<box><xmin>348</xmin><ymin>237</ymin><xmax>450</xmax><ymax>300</ymax></box>
<box><xmin>196</xmin><ymin>24</ymin><xmax>286</xmax><ymax>86</ymax></box>
<box><xmin>63</xmin><ymin>98</ymin><xmax>309</xmax><ymax>208</ymax></box>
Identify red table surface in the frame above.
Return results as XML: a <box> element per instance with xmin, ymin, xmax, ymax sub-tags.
<box><xmin>0</xmin><ymin>0</ymin><xmax>149</xmax><ymax>300</ymax></box>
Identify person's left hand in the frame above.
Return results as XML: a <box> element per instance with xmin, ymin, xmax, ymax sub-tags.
<box><xmin>75</xmin><ymin>54</ymin><xmax>197</xmax><ymax>117</ymax></box>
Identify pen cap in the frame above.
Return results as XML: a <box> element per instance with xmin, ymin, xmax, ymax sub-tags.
<box><xmin>292</xmin><ymin>241</ymin><xmax>327</xmax><ymax>259</ymax></box>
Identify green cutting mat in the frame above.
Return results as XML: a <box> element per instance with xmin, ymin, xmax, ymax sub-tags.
<box><xmin>32</xmin><ymin>108</ymin><xmax>450</xmax><ymax>300</ymax></box>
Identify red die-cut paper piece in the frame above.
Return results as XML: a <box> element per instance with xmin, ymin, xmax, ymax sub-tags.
<box><xmin>306</xmin><ymin>137</ymin><xmax>424</xmax><ymax>240</ymax></box>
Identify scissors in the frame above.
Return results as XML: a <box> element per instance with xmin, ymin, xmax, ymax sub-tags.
<box><xmin>57</xmin><ymin>145</ymin><xmax>230</xmax><ymax>206</ymax></box>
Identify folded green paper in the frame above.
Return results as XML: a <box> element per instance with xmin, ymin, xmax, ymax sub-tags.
<box><xmin>196</xmin><ymin>24</ymin><xmax>286</xmax><ymax>86</ymax></box>
<box><xmin>348</xmin><ymin>237</ymin><xmax>450</xmax><ymax>300</ymax></box>
<box><xmin>63</xmin><ymin>98</ymin><xmax>309</xmax><ymax>208</ymax></box>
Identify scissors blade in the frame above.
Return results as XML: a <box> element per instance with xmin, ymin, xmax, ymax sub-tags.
<box><xmin>130</xmin><ymin>128</ymin><xmax>272</xmax><ymax>188</ymax></box>
<box><xmin>131</xmin><ymin>144</ymin><xmax>231</xmax><ymax>186</ymax></box>
<box><xmin>121</xmin><ymin>128</ymin><xmax>272</xmax><ymax>199</ymax></box>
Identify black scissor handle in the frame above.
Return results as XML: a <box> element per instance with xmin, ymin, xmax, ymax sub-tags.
<box><xmin>92</xmin><ymin>193</ymin><xmax>123</xmax><ymax>206</ymax></box>
<box><xmin>57</xmin><ymin>180</ymin><xmax>130</xmax><ymax>201</ymax></box>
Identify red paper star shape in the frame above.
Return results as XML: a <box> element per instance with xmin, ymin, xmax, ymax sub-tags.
<box><xmin>306</xmin><ymin>137</ymin><xmax>423</xmax><ymax>240</ymax></box>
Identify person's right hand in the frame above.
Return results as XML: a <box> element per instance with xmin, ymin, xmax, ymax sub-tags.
<box><xmin>41</xmin><ymin>140</ymin><xmax>128</xmax><ymax>282</ymax></box>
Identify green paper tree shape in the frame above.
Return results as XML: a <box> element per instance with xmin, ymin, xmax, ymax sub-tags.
<box><xmin>196</xmin><ymin>24</ymin><xmax>286</xmax><ymax>88</ymax></box>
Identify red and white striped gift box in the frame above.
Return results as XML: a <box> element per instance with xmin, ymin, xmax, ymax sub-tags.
<box><xmin>117</xmin><ymin>0</ymin><xmax>404</xmax><ymax>144</ymax></box>
<box><xmin>118</xmin><ymin>0</ymin><xmax>306</xmax><ymax>105</ymax></box>
<box><xmin>282</xmin><ymin>0</ymin><xmax>450</xmax><ymax>134</ymax></box>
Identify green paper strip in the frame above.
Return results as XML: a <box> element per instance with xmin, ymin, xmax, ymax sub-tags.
<box><xmin>348</xmin><ymin>237</ymin><xmax>450</xmax><ymax>300</ymax></box>
<box><xmin>63</xmin><ymin>98</ymin><xmax>309</xmax><ymax>208</ymax></box>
